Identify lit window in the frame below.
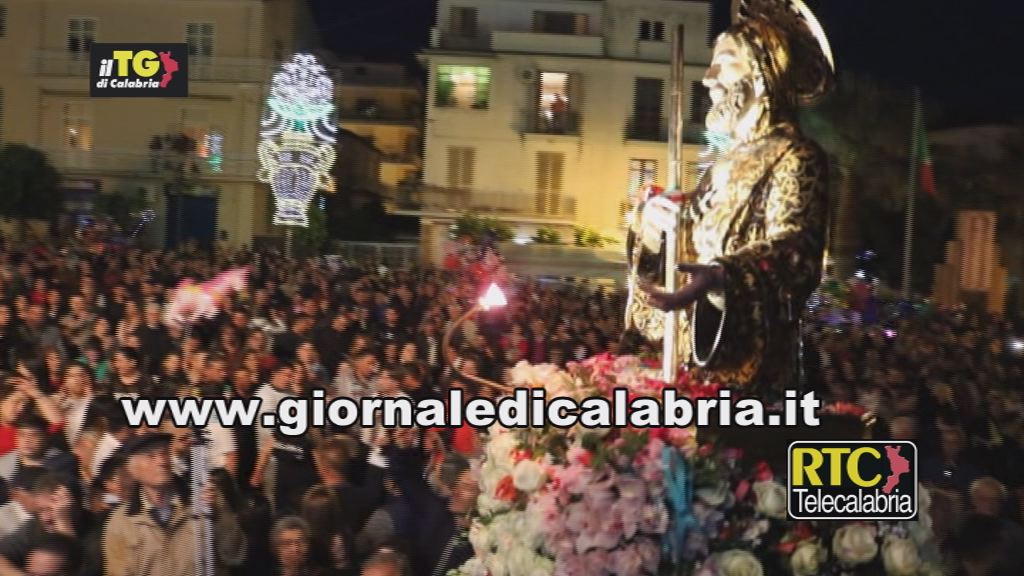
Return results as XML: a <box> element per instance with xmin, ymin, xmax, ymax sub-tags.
<box><xmin>435</xmin><ymin>65</ymin><xmax>490</xmax><ymax>109</ymax></box>
<box><xmin>206</xmin><ymin>131</ymin><xmax>223</xmax><ymax>172</ymax></box>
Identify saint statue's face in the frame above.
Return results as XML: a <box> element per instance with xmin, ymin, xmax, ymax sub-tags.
<box><xmin>703</xmin><ymin>34</ymin><xmax>765</xmax><ymax>139</ymax></box>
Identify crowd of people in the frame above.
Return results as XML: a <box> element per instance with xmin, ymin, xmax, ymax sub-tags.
<box><xmin>0</xmin><ymin>238</ymin><xmax>629</xmax><ymax>576</ymax></box>
<box><xmin>4</xmin><ymin>233</ymin><xmax>1024</xmax><ymax>575</ymax></box>
<box><xmin>805</xmin><ymin>293</ymin><xmax>1024</xmax><ymax>575</ymax></box>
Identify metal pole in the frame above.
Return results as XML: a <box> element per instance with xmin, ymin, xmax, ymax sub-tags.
<box><xmin>662</xmin><ymin>24</ymin><xmax>686</xmax><ymax>384</ymax></box>
<box><xmin>284</xmin><ymin>227</ymin><xmax>293</xmax><ymax>258</ymax></box>
<box><xmin>901</xmin><ymin>88</ymin><xmax>922</xmax><ymax>300</ymax></box>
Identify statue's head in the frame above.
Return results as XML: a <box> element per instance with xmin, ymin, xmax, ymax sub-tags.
<box><xmin>704</xmin><ymin>0</ymin><xmax>835</xmax><ymax>140</ymax></box>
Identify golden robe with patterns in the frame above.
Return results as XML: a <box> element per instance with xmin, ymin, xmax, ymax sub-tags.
<box><xmin>625</xmin><ymin>121</ymin><xmax>828</xmax><ymax>390</ymax></box>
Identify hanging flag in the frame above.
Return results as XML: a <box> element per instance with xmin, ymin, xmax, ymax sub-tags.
<box><xmin>914</xmin><ymin>97</ymin><xmax>938</xmax><ymax>198</ymax></box>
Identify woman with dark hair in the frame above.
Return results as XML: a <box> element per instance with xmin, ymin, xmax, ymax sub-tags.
<box><xmin>300</xmin><ymin>485</ymin><xmax>357</xmax><ymax>576</ymax></box>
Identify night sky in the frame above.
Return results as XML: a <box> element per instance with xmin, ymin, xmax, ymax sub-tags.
<box><xmin>309</xmin><ymin>0</ymin><xmax>1024</xmax><ymax>126</ymax></box>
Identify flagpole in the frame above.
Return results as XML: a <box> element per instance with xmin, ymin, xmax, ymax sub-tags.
<box><xmin>901</xmin><ymin>88</ymin><xmax>922</xmax><ymax>300</ymax></box>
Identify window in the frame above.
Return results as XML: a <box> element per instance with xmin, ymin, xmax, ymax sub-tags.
<box><xmin>532</xmin><ymin>11</ymin><xmax>588</xmax><ymax>35</ymax></box>
<box><xmin>435</xmin><ymin>65</ymin><xmax>490</xmax><ymax>109</ymax></box>
<box><xmin>63</xmin><ymin>102</ymin><xmax>92</xmax><ymax>150</ymax></box>
<box><xmin>67</xmin><ymin>18</ymin><xmax>96</xmax><ymax>60</ymax></box>
<box><xmin>356</xmin><ymin>98</ymin><xmax>379</xmax><ymax>117</ymax></box>
<box><xmin>447</xmin><ymin>147</ymin><xmax>475</xmax><ymax>189</ymax></box>
<box><xmin>186</xmin><ymin>23</ymin><xmax>214</xmax><ymax>58</ymax></box>
<box><xmin>629</xmin><ymin>78</ymin><xmax>664</xmax><ymax>140</ymax></box>
<box><xmin>0</xmin><ymin>5</ymin><xmax>7</xmax><ymax>38</ymax></box>
<box><xmin>535</xmin><ymin>152</ymin><xmax>564</xmax><ymax>215</ymax></box>
<box><xmin>533</xmin><ymin>72</ymin><xmax>577</xmax><ymax>134</ymax></box>
<box><xmin>182</xmin><ymin>109</ymin><xmax>210</xmax><ymax>157</ymax></box>
<box><xmin>689</xmin><ymin>80</ymin><xmax>711</xmax><ymax>123</ymax></box>
<box><xmin>450</xmin><ymin>6</ymin><xmax>478</xmax><ymax>37</ymax></box>
<box><xmin>639</xmin><ymin>20</ymin><xmax>665</xmax><ymax>41</ymax></box>
<box><xmin>206</xmin><ymin>131</ymin><xmax>224</xmax><ymax>173</ymax></box>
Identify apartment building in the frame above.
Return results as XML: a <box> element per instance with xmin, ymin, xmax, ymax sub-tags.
<box><xmin>333</xmin><ymin>61</ymin><xmax>423</xmax><ymax>190</ymax></box>
<box><xmin>0</xmin><ymin>0</ymin><xmax>317</xmax><ymax>249</ymax></box>
<box><xmin>411</xmin><ymin>0</ymin><xmax>714</xmax><ymax>263</ymax></box>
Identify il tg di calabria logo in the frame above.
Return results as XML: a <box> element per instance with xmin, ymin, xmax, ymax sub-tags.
<box><xmin>90</xmin><ymin>43</ymin><xmax>188</xmax><ymax>97</ymax></box>
<box><xmin>788</xmin><ymin>440</ymin><xmax>918</xmax><ymax>520</ymax></box>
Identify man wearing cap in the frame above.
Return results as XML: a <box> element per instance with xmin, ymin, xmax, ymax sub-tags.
<box><xmin>102</xmin><ymin>432</ymin><xmax>247</xmax><ymax>576</ymax></box>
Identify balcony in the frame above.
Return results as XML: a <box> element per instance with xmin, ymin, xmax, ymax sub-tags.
<box><xmin>491</xmin><ymin>30</ymin><xmax>604</xmax><ymax>57</ymax></box>
<box><xmin>31</xmin><ymin>51</ymin><xmax>273</xmax><ymax>83</ymax></box>
<box><xmin>524</xmin><ymin>110</ymin><xmax>581</xmax><ymax>136</ymax></box>
<box><xmin>625</xmin><ymin>117</ymin><xmax>707</xmax><ymax>144</ymax></box>
<box><xmin>42</xmin><ymin>148</ymin><xmax>259</xmax><ymax>180</ymax></box>
<box><xmin>380</xmin><ymin>151</ymin><xmax>420</xmax><ymax>165</ymax></box>
<box><xmin>385</xmin><ymin>184</ymin><xmax>576</xmax><ymax>220</ymax></box>
<box><xmin>338</xmin><ymin>107</ymin><xmax>422</xmax><ymax>126</ymax></box>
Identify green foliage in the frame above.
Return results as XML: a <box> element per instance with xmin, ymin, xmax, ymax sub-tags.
<box><xmin>452</xmin><ymin>213</ymin><xmax>513</xmax><ymax>242</ymax></box>
<box><xmin>573</xmin><ymin>225</ymin><xmax>618</xmax><ymax>248</ymax></box>
<box><xmin>532</xmin><ymin>227</ymin><xmax>562</xmax><ymax>245</ymax></box>
<box><xmin>294</xmin><ymin>201</ymin><xmax>328</xmax><ymax>255</ymax></box>
<box><xmin>94</xmin><ymin>188</ymin><xmax>148</xmax><ymax>229</ymax></box>
<box><xmin>0</xmin><ymin>144</ymin><xmax>62</xmax><ymax>220</ymax></box>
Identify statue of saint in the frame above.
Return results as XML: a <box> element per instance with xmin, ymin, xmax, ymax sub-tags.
<box><xmin>625</xmin><ymin>0</ymin><xmax>836</xmax><ymax>391</ymax></box>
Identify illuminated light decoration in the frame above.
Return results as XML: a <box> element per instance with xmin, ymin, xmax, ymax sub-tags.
<box><xmin>257</xmin><ymin>53</ymin><xmax>337</xmax><ymax>227</ymax></box>
<box><xmin>206</xmin><ymin>132</ymin><xmax>223</xmax><ymax>173</ymax></box>
<box><xmin>479</xmin><ymin>283</ymin><xmax>507</xmax><ymax>310</ymax></box>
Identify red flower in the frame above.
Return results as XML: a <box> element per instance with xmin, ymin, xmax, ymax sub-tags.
<box><xmin>495</xmin><ymin>475</ymin><xmax>518</xmax><ymax>502</ymax></box>
<box><xmin>759</xmin><ymin>259</ymin><xmax>771</xmax><ymax>272</ymax></box>
<box><xmin>697</xmin><ymin>444</ymin><xmax>715</xmax><ymax>458</ymax></box>
<box><xmin>791</xmin><ymin>522</ymin><xmax>814</xmax><ymax>541</ymax></box>
<box><xmin>511</xmin><ymin>449</ymin><xmax>532</xmax><ymax>463</ymax></box>
<box><xmin>753</xmin><ymin>461</ymin><xmax>774</xmax><ymax>482</ymax></box>
<box><xmin>734</xmin><ymin>479</ymin><xmax>750</xmax><ymax>502</ymax></box>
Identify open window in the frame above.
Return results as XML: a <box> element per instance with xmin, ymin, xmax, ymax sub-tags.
<box><xmin>435</xmin><ymin>65</ymin><xmax>491</xmax><ymax>109</ymax></box>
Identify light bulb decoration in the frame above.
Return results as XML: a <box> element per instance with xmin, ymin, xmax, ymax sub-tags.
<box><xmin>258</xmin><ymin>53</ymin><xmax>337</xmax><ymax>228</ymax></box>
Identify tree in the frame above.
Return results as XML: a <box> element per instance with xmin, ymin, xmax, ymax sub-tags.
<box><xmin>294</xmin><ymin>201</ymin><xmax>328</xmax><ymax>256</ymax></box>
<box><xmin>0</xmin><ymin>144</ymin><xmax>62</xmax><ymax>222</ymax></box>
<box><xmin>800</xmin><ymin>73</ymin><xmax>920</xmax><ymax>281</ymax></box>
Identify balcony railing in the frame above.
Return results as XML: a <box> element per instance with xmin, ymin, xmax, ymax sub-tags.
<box><xmin>524</xmin><ymin>110</ymin><xmax>581</xmax><ymax>136</ymax></box>
<box><xmin>338</xmin><ymin>108</ymin><xmax>422</xmax><ymax>124</ymax></box>
<box><xmin>30</xmin><ymin>51</ymin><xmax>274</xmax><ymax>83</ymax></box>
<box><xmin>42</xmin><ymin>148</ymin><xmax>259</xmax><ymax>179</ymax></box>
<box><xmin>625</xmin><ymin>117</ymin><xmax>709</xmax><ymax>144</ymax></box>
<box><xmin>385</xmin><ymin>184</ymin><xmax>576</xmax><ymax>219</ymax></box>
<box><xmin>491</xmin><ymin>30</ymin><xmax>604</xmax><ymax>57</ymax></box>
<box><xmin>380</xmin><ymin>152</ymin><xmax>420</xmax><ymax>165</ymax></box>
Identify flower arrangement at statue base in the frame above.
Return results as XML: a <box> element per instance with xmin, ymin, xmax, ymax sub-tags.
<box><xmin>451</xmin><ymin>355</ymin><xmax>697</xmax><ymax>576</ymax></box>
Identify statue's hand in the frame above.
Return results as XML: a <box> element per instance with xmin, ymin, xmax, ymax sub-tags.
<box><xmin>639</xmin><ymin>263</ymin><xmax>725</xmax><ymax>312</ymax></box>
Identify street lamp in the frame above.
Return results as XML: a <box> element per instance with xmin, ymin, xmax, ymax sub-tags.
<box><xmin>442</xmin><ymin>283</ymin><xmax>511</xmax><ymax>393</ymax></box>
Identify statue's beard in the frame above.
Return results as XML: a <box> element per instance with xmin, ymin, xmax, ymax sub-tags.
<box><xmin>705</xmin><ymin>78</ymin><xmax>758</xmax><ymax>136</ymax></box>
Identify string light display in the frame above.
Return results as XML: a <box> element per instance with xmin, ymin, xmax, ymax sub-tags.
<box><xmin>257</xmin><ymin>53</ymin><xmax>337</xmax><ymax>227</ymax></box>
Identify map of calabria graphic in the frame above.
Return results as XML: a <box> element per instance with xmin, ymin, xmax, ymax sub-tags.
<box><xmin>883</xmin><ymin>445</ymin><xmax>910</xmax><ymax>494</ymax></box>
<box><xmin>159</xmin><ymin>52</ymin><xmax>179</xmax><ymax>88</ymax></box>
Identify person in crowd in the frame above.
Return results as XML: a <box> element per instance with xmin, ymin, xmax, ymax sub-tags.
<box><xmin>270</xmin><ymin>516</ymin><xmax>328</xmax><ymax>576</ymax></box>
<box><xmin>359</xmin><ymin>548</ymin><xmax>410</xmax><ymax>576</ymax></box>
<box><xmin>102</xmin><ymin>432</ymin><xmax>247</xmax><ymax>576</ymax></box>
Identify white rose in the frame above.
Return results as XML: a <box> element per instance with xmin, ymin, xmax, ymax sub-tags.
<box><xmin>455</xmin><ymin>558</ymin><xmax>488</xmax><ymax>576</ymax></box>
<box><xmin>478</xmin><ymin>493</ymin><xmax>511</xmax><ymax>515</ymax></box>
<box><xmin>881</xmin><ymin>536</ymin><xmax>921</xmax><ymax>576</ymax></box>
<box><xmin>752</xmin><ymin>481</ymin><xmax>788</xmax><ymax>519</ymax></box>
<box><xmin>469</xmin><ymin>521</ymin><xmax>494</xmax><ymax>557</ymax></box>
<box><xmin>513</xmin><ymin>459</ymin><xmax>546</xmax><ymax>493</ymax></box>
<box><xmin>715</xmin><ymin>550</ymin><xmax>764</xmax><ymax>576</ymax></box>
<box><xmin>832</xmin><ymin>524</ymin><xmax>878</xmax><ymax>566</ymax></box>
<box><xmin>506</xmin><ymin>545</ymin><xmax>547</xmax><ymax>576</ymax></box>
<box><xmin>508</xmin><ymin>361</ymin><xmax>537</xmax><ymax>386</ymax></box>
<box><xmin>790</xmin><ymin>540</ymin><xmax>827</xmax><ymax>576</ymax></box>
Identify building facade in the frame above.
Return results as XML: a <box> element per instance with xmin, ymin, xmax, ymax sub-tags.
<box><xmin>332</xmin><ymin>61</ymin><xmax>423</xmax><ymax>191</ymax></box>
<box><xmin>412</xmin><ymin>0</ymin><xmax>714</xmax><ymax>264</ymax></box>
<box><xmin>0</xmin><ymin>0</ymin><xmax>317</xmax><ymax>249</ymax></box>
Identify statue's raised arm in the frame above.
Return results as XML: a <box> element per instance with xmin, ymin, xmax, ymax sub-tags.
<box><xmin>625</xmin><ymin>0</ymin><xmax>835</xmax><ymax>391</ymax></box>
